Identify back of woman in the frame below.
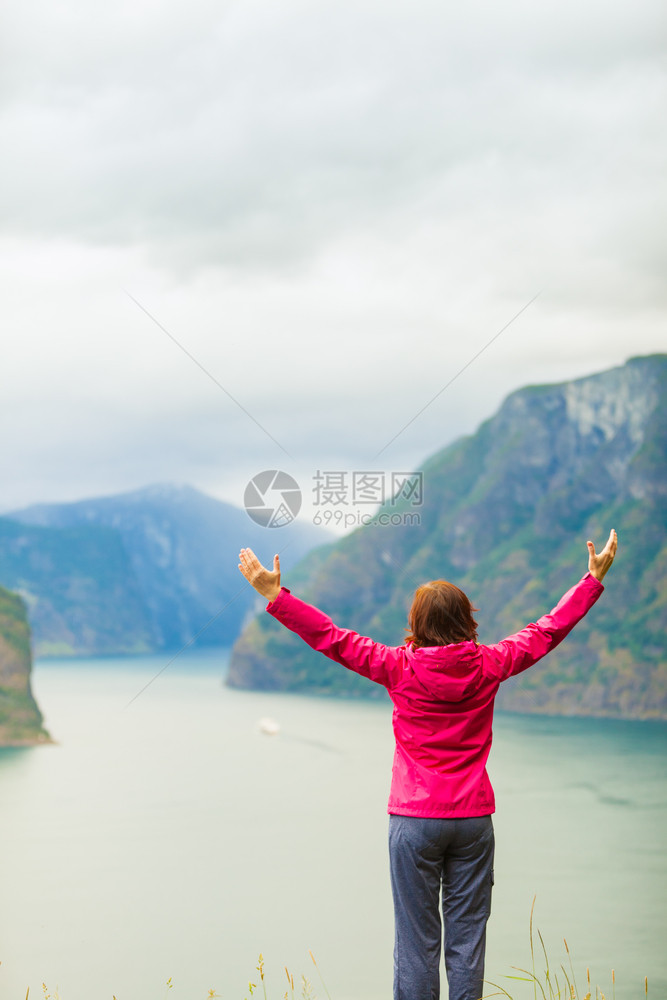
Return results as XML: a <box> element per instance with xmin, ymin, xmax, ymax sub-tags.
<box><xmin>238</xmin><ymin>530</ymin><xmax>617</xmax><ymax>1000</ymax></box>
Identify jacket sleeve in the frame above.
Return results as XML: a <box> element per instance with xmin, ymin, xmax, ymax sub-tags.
<box><xmin>266</xmin><ymin>588</ymin><xmax>402</xmax><ymax>687</ymax></box>
<box><xmin>482</xmin><ymin>572</ymin><xmax>604</xmax><ymax>682</ymax></box>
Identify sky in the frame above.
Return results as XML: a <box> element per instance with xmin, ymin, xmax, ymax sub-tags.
<box><xmin>2</xmin><ymin>0</ymin><xmax>665</xmax><ymax>531</ymax></box>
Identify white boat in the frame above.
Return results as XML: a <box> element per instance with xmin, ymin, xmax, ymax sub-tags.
<box><xmin>257</xmin><ymin>716</ymin><xmax>280</xmax><ymax>736</ymax></box>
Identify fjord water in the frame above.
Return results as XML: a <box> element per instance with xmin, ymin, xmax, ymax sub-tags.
<box><xmin>1</xmin><ymin>650</ymin><xmax>665</xmax><ymax>1000</ymax></box>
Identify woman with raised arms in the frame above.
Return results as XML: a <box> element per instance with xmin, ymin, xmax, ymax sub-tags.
<box><xmin>238</xmin><ymin>529</ymin><xmax>618</xmax><ymax>1000</ymax></box>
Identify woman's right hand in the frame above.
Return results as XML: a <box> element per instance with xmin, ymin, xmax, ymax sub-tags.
<box><xmin>587</xmin><ymin>529</ymin><xmax>618</xmax><ymax>582</ymax></box>
<box><xmin>238</xmin><ymin>548</ymin><xmax>281</xmax><ymax>602</ymax></box>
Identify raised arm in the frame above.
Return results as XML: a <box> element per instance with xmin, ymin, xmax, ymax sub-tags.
<box><xmin>484</xmin><ymin>530</ymin><xmax>618</xmax><ymax>682</ymax></box>
<box><xmin>237</xmin><ymin>547</ymin><xmax>402</xmax><ymax>686</ymax></box>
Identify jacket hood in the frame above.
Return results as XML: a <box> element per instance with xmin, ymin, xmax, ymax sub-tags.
<box><xmin>405</xmin><ymin>641</ymin><xmax>483</xmax><ymax>701</ymax></box>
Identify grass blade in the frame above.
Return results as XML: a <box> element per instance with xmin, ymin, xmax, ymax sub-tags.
<box><xmin>309</xmin><ymin>951</ymin><xmax>332</xmax><ymax>1000</ymax></box>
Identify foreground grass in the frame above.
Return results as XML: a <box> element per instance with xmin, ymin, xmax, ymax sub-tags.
<box><xmin>483</xmin><ymin>899</ymin><xmax>649</xmax><ymax>1000</ymax></box>
<box><xmin>34</xmin><ymin>951</ymin><xmax>332</xmax><ymax>1000</ymax></box>
<box><xmin>32</xmin><ymin>906</ymin><xmax>650</xmax><ymax>1000</ymax></box>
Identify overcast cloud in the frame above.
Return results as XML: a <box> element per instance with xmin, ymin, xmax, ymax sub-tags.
<box><xmin>1</xmin><ymin>0</ymin><xmax>665</xmax><ymax>527</ymax></box>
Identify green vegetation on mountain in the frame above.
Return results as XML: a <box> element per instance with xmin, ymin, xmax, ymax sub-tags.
<box><xmin>228</xmin><ymin>355</ymin><xmax>667</xmax><ymax>720</ymax></box>
<box><xmin>0</xmin><ymin>586</ymin><xmax>50</xmax><ymax>746</ymax></box>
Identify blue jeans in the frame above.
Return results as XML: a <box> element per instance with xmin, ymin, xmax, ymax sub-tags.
<box><xmin>389</xmin><ymin>814</ymin><xmax>494</xmax><ymax>1000</ymax></box>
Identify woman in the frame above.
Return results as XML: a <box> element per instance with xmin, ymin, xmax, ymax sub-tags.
<box><xmin>238</xmin><ymin>529</ymin><xmax>618</xmax><ymax>1000</ymax></box>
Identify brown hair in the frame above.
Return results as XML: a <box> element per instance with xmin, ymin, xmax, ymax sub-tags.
<box><xmin>405</xmin><ymin>580</ymin><xmax>479</xmax><ymax>649</ymax></box>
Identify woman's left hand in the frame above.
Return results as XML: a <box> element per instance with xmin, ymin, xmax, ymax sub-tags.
<box><xmin>238</xmin><ymin>548</ymin><xmax>281</xmax><ymax>602</ymax></box>
<box><xmin>587</xmin><ymin>529</ymin><xmax>618</xmax><ymax>582</ymax></box>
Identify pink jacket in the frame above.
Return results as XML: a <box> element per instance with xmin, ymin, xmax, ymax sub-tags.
<box><xmin>266</xmin><ymin>572</ymin><xmax>604</xmax><ymax>818</ymax></box>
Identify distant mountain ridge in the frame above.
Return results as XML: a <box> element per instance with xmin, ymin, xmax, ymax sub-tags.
<box><xmin>227</xmin><ymin>355</ymin><xmax>667</xmax><ymax>720</ymax></box>
<box><xmin>0</xmin><ymin>485</ymin><xmax>330</xmax><ymax>657</ymax></box>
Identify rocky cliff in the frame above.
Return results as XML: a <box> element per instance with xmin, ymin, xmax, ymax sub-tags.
<box><xmin>0</xmin><ymin>586</ymin><xmax>50</xmax><ymax>746</ymax></box>
<box><xmin>227</xmin><ymin>355</ymin><xmax>667</xmax><ymax>720</ymax></box>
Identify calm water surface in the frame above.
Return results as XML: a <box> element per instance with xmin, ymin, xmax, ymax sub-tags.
<box><xmin>1</xmin><ymin>649</ymin><xmax>665</xmax><ymax>1000</ymax></box>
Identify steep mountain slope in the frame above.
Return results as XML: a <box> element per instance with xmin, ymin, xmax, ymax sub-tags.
<box><xmin>227</xmin><ymin>355</ymin><xmax>667</xmax><ymax>719</ymax></box>
<box><xmin>1</xmin><ymin>485</ymin><xmax>330</xmax><ymax>656</ymax></box>
<box><xmin>0</xmin><ymin>586</ymin><xmax>50</xmax><ymax>745</ymax></box>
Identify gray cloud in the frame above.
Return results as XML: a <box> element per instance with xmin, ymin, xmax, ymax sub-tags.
<box><xmin>3</xmin><ymin>0</ymin><xmax>665</xmax><ymax>278</ymax></box>
<box><xmin>1</xmin><ymin>0</ymin><xmax>665</xmax><ymax>516</ymax></box>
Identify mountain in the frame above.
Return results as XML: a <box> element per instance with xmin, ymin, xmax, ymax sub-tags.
<box><xmin>0</xmin><ymin>586</ymin><xmax>50</xmax><ymax>745</ymax></box>
<box><xmin>227</xmin><ymin>355</ymin><xmax>667</xmax><ymax>720</ymax></box>
<box><xmin>1</xmin><ymin>484</ymin><xmax>331</xmax><ymax>657</ymax></box>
